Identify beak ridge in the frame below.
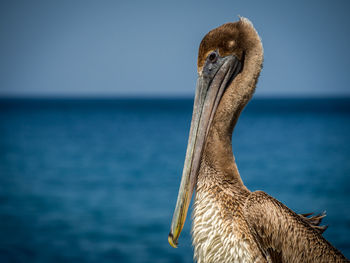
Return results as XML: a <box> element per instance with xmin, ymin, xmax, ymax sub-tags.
<box><xmin>168</xmin><ymin>55</ymin><xmax>241</xmax><ymax>247</ymax></box>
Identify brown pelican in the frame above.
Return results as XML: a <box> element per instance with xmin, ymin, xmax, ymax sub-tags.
<box><xmin>168</xmin><ymin>17</ymin><xmax>348</xmax><ymax>262</ymax></box>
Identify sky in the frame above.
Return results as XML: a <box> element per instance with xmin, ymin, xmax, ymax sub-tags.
<box><xmin>1</xmin><ymin>0</ymin><xmax>350</xmax><ymax>97</ymax></box>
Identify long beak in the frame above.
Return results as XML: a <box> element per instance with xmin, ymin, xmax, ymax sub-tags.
<box><xmin>168</xmin><ymin>55</ymin><xmax>241</xmax><ymax>248</ymax></box>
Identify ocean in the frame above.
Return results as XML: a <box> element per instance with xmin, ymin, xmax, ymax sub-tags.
<box><xmin>0</xmin><ymin>98</ymin><xmax>349</xmax><ymax>262</ymax></box>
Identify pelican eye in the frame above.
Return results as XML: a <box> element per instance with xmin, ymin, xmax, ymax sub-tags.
<box><xmin>208</xmin><ymin>52</ymin><xmax>218</xmax><ymax>63</ymax></box>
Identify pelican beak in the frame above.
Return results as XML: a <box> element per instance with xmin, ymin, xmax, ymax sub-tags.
<box><xmin>168</xmin><ymin>54</ymin><xmax>242</xmax><ymax>248</ymax></box>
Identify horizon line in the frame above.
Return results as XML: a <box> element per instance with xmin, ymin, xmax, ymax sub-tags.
<box><xmin>1</xmin><ymin>93</ymin><xmax>350</xmax><ymax>100</ymax></box>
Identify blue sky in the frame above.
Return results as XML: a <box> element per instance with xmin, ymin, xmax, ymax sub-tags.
<box><xmin>1</xmin><ymin>0</ymin><xmax>350</xmax><ymax>97</ymax></box>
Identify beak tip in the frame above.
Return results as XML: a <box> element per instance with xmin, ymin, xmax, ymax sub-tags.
<box><xmin>168</xmin><ymin>232</ymin><xmax>178</xmax><ymax>248</ymax></box>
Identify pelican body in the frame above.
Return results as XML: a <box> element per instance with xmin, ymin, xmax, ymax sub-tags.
<box><xmin>168</xmin><ymin>18</ymin><xmax>349</xmax><ymax>263</ymax></box>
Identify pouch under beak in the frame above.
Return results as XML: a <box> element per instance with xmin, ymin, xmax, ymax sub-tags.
<box><xmin>168</xmin><ymin>54</ymin><xmax>242</xmax><ymax>248</ymax></box>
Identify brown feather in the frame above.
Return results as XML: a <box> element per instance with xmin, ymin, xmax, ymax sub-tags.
<box><xmin>190</xmin><ymin>17</ymin><xmax>348</xmax><ymax>263</ymax></box>
<box><xmin>299</xmin><ymin>212</ymin><xmax>328</xmax><ymax>234</ymax></box>
<box><xmin>244</xmin><ymin>191</ymin><xmax>348</xmax><ymax>262</ymax></box>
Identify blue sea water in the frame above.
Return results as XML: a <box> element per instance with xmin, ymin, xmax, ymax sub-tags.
<box><xmin>0</xmin><ymin>98</ymin><xmax>349</xmax><ymax>263</ymax></box>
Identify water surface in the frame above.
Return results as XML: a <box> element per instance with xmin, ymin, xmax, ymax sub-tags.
<box><xmin>0</xmin><ymin>98</ymin><xmax>349</xmax><ymax>262</ymax></box>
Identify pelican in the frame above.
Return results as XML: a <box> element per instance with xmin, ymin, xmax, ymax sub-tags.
<box><xmin>168</xmin><ymin>17</ymin><xmax>348</xmax><ymax>263</ymax></box>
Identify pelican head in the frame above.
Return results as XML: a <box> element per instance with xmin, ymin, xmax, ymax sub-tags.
<box><xmin>168</xmin><ymin>17</ymin><xmax>263</xmax><ymax>248</ymax></box>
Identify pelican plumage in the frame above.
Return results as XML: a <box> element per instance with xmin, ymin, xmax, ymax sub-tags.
<box><xmin>168</xmin><ymin>17</ymin><xmax>349</xmax><ymax>263</ymax></box>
